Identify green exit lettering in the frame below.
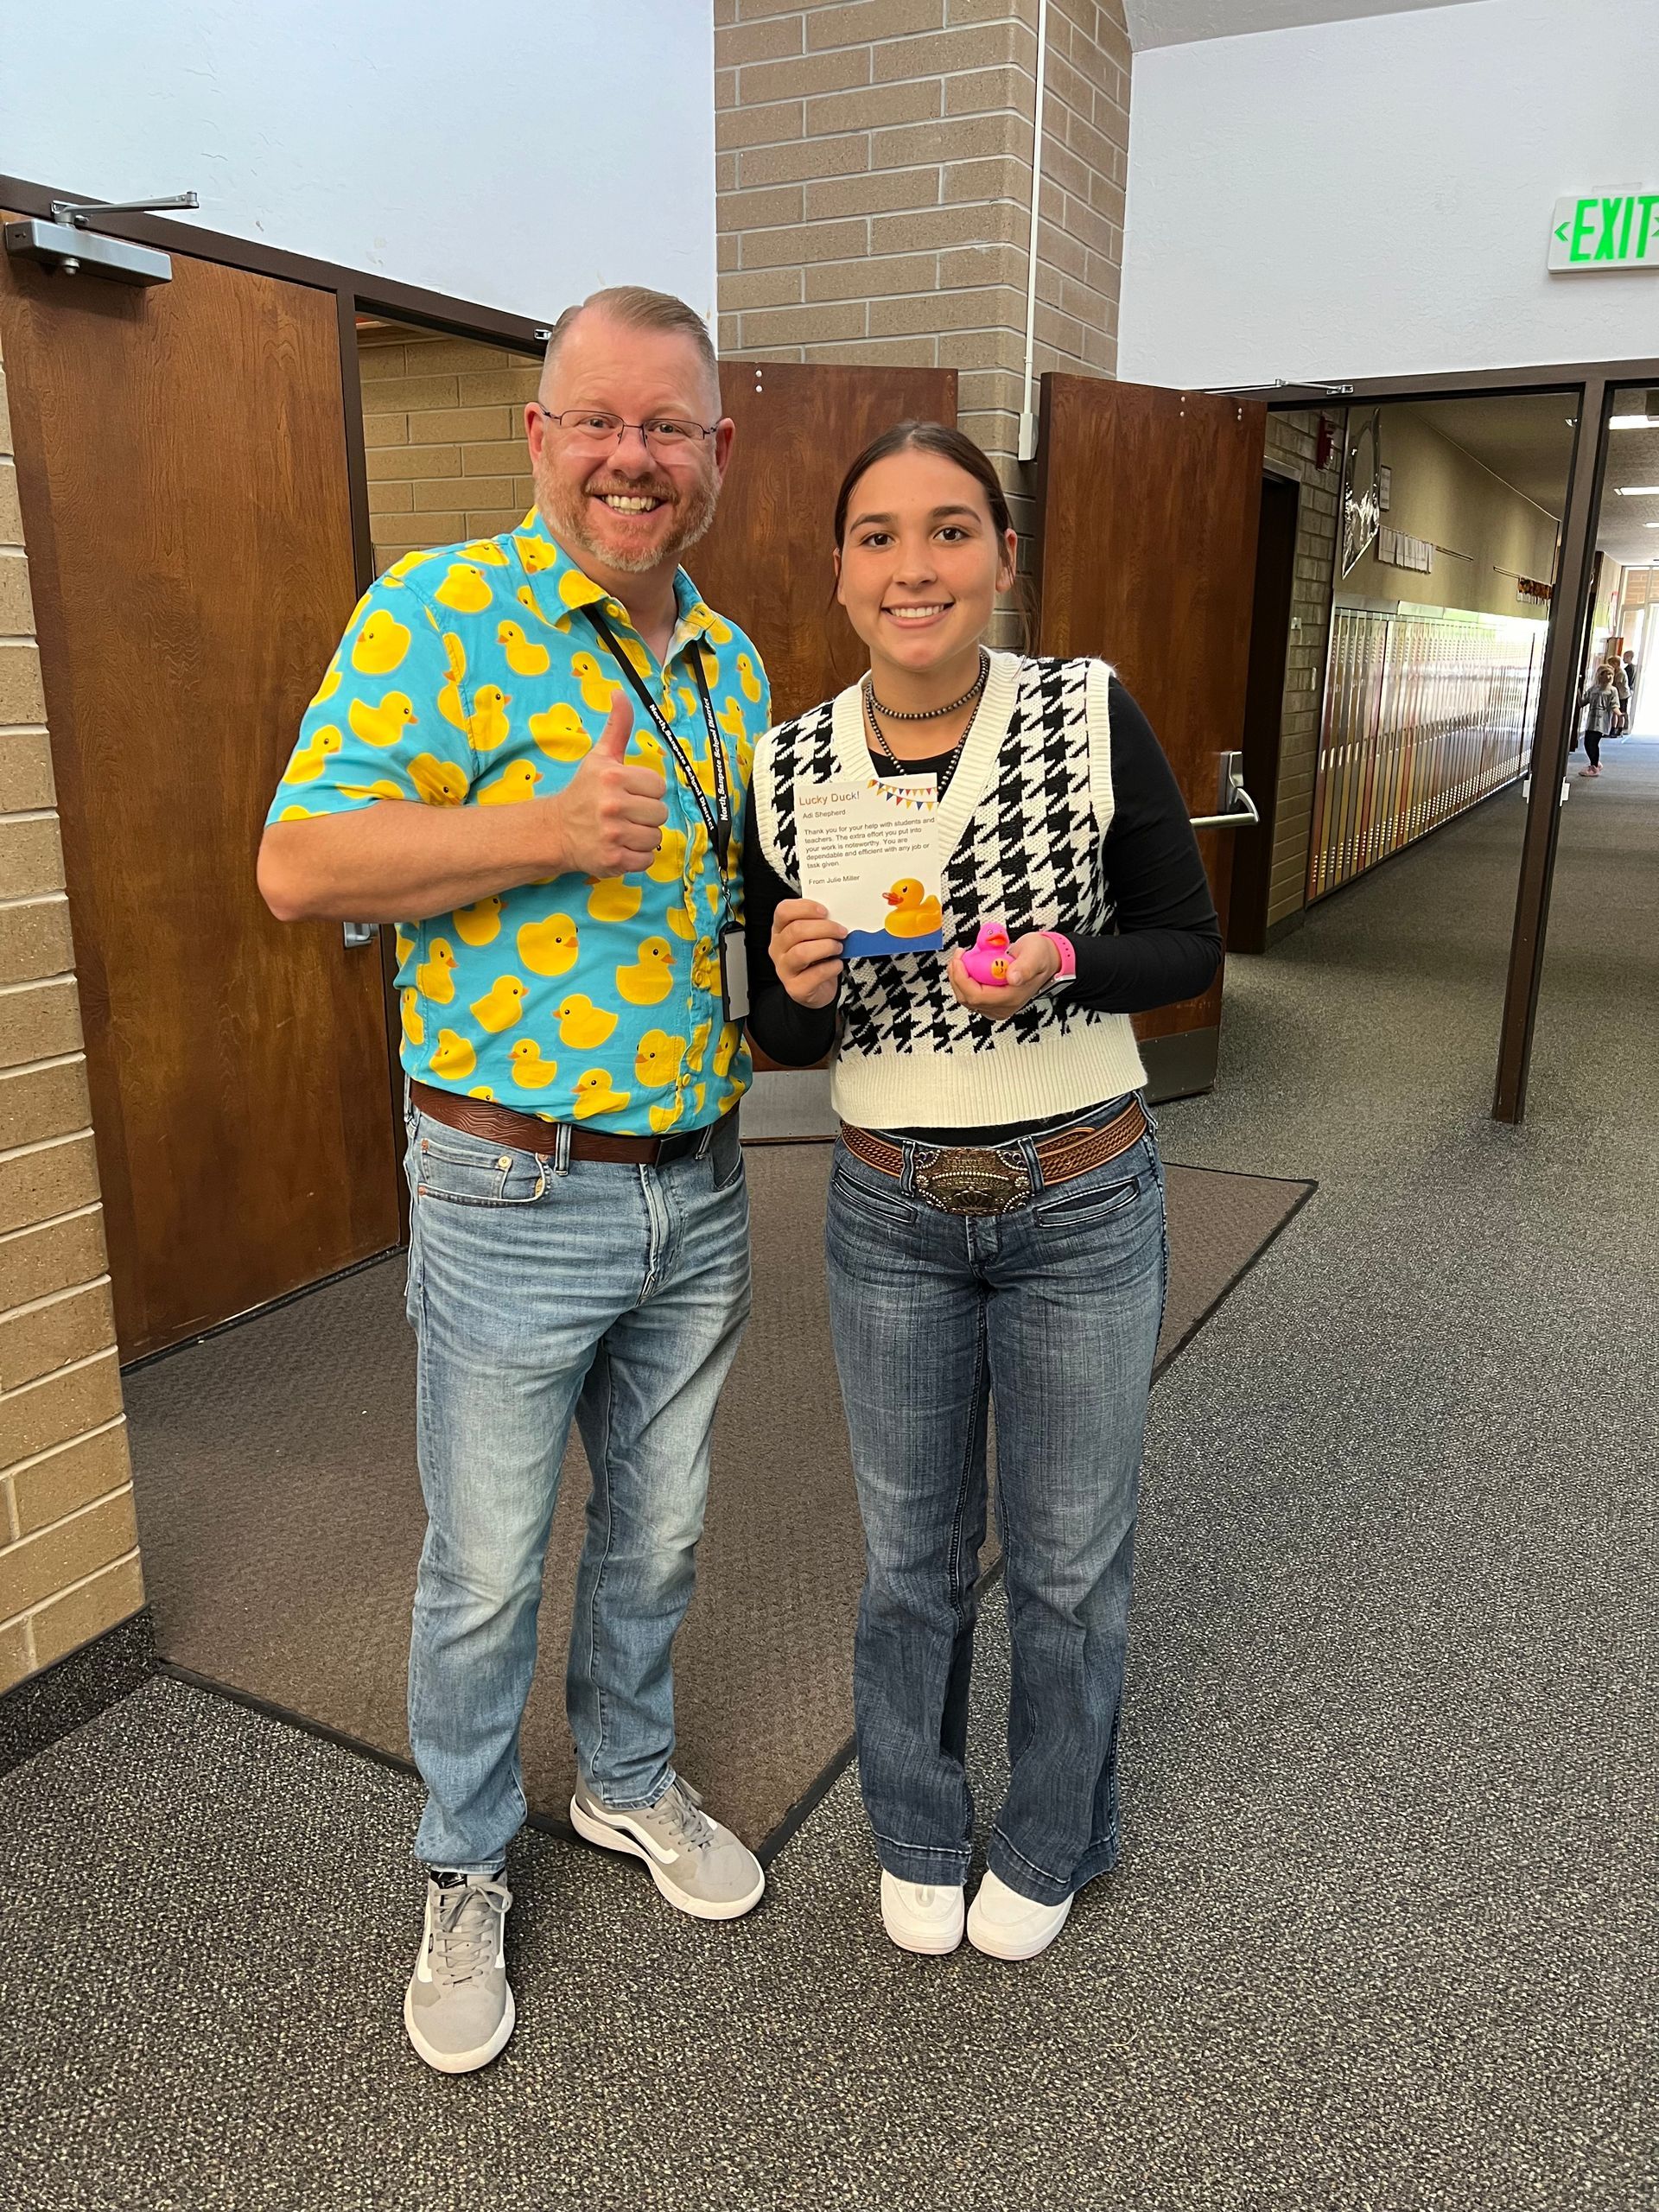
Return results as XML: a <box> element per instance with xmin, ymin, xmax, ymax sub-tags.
<box><xmin>1554</xmin><ymin>192</ymin><xmax>1659</xmax><ymax>266</ymax></box>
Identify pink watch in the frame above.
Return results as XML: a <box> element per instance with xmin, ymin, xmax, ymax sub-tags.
<box><xmin>1039</xmin><ymin>931</ymin><xmax>1077</xmax><ymax>989</ymax></box>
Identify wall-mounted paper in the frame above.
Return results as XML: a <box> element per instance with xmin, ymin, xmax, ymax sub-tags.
<box><xmin>795</xmin><ymin>775</ymin><xmax>944</xmax><ymax>957</ymax></box>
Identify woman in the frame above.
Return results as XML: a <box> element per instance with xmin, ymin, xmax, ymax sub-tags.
<box><xmin>1577</xmin><ymin>664</ymin><xmax>1620</xmax><ymax>779</ymax></box>
<box><xmin>743</xmin><ymin>423</ymin><xmax>1221</xmax><ymax>1961</ymax></box>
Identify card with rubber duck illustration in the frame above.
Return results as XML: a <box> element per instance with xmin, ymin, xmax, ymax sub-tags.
<box><xmin>796</xmin><ymin>774</ymin><xmax>944</xmax><ymax>957</ymax></box>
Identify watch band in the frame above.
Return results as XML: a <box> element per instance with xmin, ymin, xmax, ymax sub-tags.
<box><xmin>1039</xmin><ymin>930</ymin><xmax>1077</xmax><ymax>989</ymax></box>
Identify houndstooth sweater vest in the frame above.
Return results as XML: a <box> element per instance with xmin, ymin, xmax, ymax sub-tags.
<box><xmin>753</xmin><ymin>652</ymin><xmax>1147</xmax><ymax>1129</ymax></box>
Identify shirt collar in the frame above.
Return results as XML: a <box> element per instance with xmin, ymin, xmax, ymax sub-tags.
<box><xmin>512</xmin><ymin>508</ymin><xmax>721</xmax><ymax>663</ymax></box>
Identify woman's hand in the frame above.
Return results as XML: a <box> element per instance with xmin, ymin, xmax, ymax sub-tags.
<box><xmin>947</xmin><ymin>931</ymin><xmax>1059</xmax><ymax>1022</ymax></box>
<box><xmin>770</xmin><ymin>898</ymin><xmax>848</xmax><ymax>1009</ymax></box>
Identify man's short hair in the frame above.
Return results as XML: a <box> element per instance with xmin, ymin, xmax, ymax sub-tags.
<box><xmin>543</xmin><ymin>286</ymin><xmax>720</xmax><ymax>404</ymax></box>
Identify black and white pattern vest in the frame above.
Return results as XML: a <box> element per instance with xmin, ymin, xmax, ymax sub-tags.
<box><xmin>753</xmin><ymin>653</ymin><xmax>1147</xmax><ymax>1129</ymax></box>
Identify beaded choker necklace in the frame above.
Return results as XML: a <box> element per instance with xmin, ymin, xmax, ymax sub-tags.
<box><xmin>864</xmin><ymin>648</ymin><xmax>988</xmax><ymax>722</ymax></box>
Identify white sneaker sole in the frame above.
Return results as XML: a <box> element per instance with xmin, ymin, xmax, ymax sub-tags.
<box><xmin>966</xmin><ymin>1891</ymin><xmax>1072</xmax><ymax>1961</ymax></box>
<box><xmin>568</xmin><ymin>1795</ymin><xmax>766</xmax><ymax>1922</ymax></box>
<box><xmin>403</xmin><ymin>1979</ymin><xmax>516</xmax><ymax>2075</ymax></box>
<box><xmin>880</xmin><ymin>1891</ymin><xmax>965</xmax><ymax>1955</ymax></box>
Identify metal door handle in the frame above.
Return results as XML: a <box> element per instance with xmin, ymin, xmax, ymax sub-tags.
<box><xmin>341</xmin><ymin>921</ymin><xmax>378</xmax><ymax>948</ymax></box>
<box><xmin>1189</xmin><ymin>750</ymin><xmax>1261</xmax><ymax>830</ymax></box>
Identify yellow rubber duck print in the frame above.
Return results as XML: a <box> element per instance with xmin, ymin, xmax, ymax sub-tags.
<box><xmin>572</xmin><ymin>1069</ymin><xmax>632</xmax><ymax>1120</ymax></box>
<box><xmin>715</xmin><ymin>696</ymin><xmax>747</xmax><ymax>742</ymax></box>
<box><xmin>634</xmin><ymin>1028</ymin><xmax>688</xmax><ymax>1090</ymax></box>
<box><xmin>276</xmin><ymin>804</ymin><xmax>315</xmax><ymax>821</ymax></box>
<box><xmin>348</xmin><ymin>691</ymin><xmax>419</xmax><ymax>748</ymax></box>
<box><xmin>713</xmin><ymin>1023</ymin><xmax>741</xmax><ymax>1079</ymax></box>
<box><xmin>395</xmin><ymin>928</ymin><xmax>416</xmax><ymax>964</ymax></box>
<box><xmin>616</xmin><ymin>938</ymin><xmax>675</xmax><ymax>1007</ymax></box>
<box><xmin>283</xmin><ymin>728</ymin><xmax>343</xmax><ymax>784</ymax></box>
<box><xmin>337</xmin><ymin>776</ymin><xmax>407</xmax><ymax>802</ymax></box>
<box><xmin>588</xmin><ymin>876</ymin><xmax>643</xmax><ymax>924</ymax></box>
<box><xmin>435</xmin><ymin>563</ymin><xmax>494</xmax><ymax>616</ymax></box>
<box><xmin>400</xmin><ymin>990</ymin><xmax>424</xmax><ymax>1047</ymax></box>
<box><xmin>429</xmin><ymin>1028</ymin><xmax>476</xmax><ymax>1080</ymax></box>
<box><xmin>616</xmin><ymin>635</ymin><xmax>652</xmax><ymax>683</ymax></box>
<box><xmin>696</xmin><ymin>607</ymin><xmax>734</xmax><ymax>645</ymax></box>
<box><xmin>497</xmin><ymin>620</ymin><xmax>550</xmax><ymax>677</ymax></box>
<box><xmin>416</xmin><ymin>938</ymin><xmax>458</xmax><ymax>1003</ymax></box>
<box><xmin>570</xmin><ymin>652</ymin><xmax>621</xmax><ymax>714</ymax></box>
<box><xmin>515</xmin><ymin>584</ymin><xmax>554</xmax><ymax>628</ymax></box>
<box><xmin>556</xmin><ymin>994</ymin><xmax>618</xmax><ymax>1049</ymax></box>
<box><xmin>381</xmin><ymin>550</ymin><xmax>435</xmax><ymax>587</ymax></box>
<box><xmin>477</xmin><ymin>760</ymin><xmax>542</xmax><ymax>805</ymax></box>
<box><xmin>648</xmin><ymin>828</ymin><xmax>688</xmax><ymax>884</ymax></box>
<box><xmin>509</xmin><ymin>1039</ymin><xmax>560</xmax><ymax>1090</ymax></box>
<box><xmin>686</xmin><ymin>1019</ymin><xmax>712</xmax><ymax>1074</ymax></box>
<box><xmin>467</xmin><ymin>1086</ymin><xmax>496</xmax><ymax>1101</ymax></box>
<box><xmin>529</xmin><ymin>703</ymin><xmax>592</xmax><ymax>763</ymax></box>
<box><xmin>460</xmin><ymin>540</ymin><xmax>511</xmax><ymax>567</ymax></box>
<box><xmin>514</xmin><ymin>534</ymin><xmax>558</xmax><ymax>575</ymax></box>
<box><xmin>468</xmin><ymin>684</ymin><xmax>512</xmax><ymax>751</ymax></box>
<box><xmin>883</xmin><ymin>879</ymin><xmax>944</xmax><ymax>938</ymax></box>
<box><xmin>691</xmin><ymin>937</ymin><xmax>721</xmax><ymax>993</ymax></box>
<box><xmin>310</xmin><ymin>664</ymin><xmax>343</xmax><ymax>707</ymax></box>
<box><xmin>678</xmin><ymin>686</ymin><xmax>698</xmax><ymax>719</ymax></box>
<box><xmin>558</xmin><ymin>569</ymin><xmax>602</xmax><ymax>610</ymax></box>
<box><xmin>351</xmin><ymin>609</ymin><xmax>411</xmax><ymax>675</ymax></box>
<box><xmin>665</xmin><ymin>891</ymin><xmax>698</xmax><ymax>942</ymax></box>
<box><xmin>453</xmin><ymin>896</ymin><xmax>502</xmax><ymax>948</ymax></box>
<box><xmin>470</xmin><ymin>976</ymin><xmax>528</xmax><ymax>1034</ymax></box>
<box><xmin>438</xmin><ymin>634</ymin><xmax>469</xmax><ymax>733</ymax></box>
<box><xmin>630</xmin><ymin>729</ymin><xmax>665</xmax><ymax>771</ymax></box>
<box><xmin>735</xmin><ymin>652</ymin><xmax>763</xmax><ymax>703</ymax></box>
<box><xmin>692</xmin><ymin>1082</ymin><xmax>707</xmax><ymax>1116</ymax></box>
<box><xmin>649</xmin><ymin>1097</ymin><xmax>685</xmax><ymax>1134</ymax></box>
<box><xmin>409</xmin><ymin>753</ymin><xmax>469</xmax><ymax>808</ymax></box>
<box><xmin>518</xmin><ymin>912</ymin><xmax>580</xmax><ymax>977</ymax></box>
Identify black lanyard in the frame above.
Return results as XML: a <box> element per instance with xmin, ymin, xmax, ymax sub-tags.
<box><xmin>583</xmin><ymin>609</ymin><xmax>731</xmax><ymax>873</ymax></box>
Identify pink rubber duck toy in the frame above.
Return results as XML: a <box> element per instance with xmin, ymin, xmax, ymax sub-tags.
<box><xmin>961</xmin><ymin>921</ymin><xmax>1013</xmax><ymax>988</ymax></box>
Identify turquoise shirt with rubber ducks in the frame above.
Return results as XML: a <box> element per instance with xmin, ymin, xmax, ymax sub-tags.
<box><xmin>268</xmin><ymin>510</ymin><xmax>769</xmax><ymax>1135</ymax></box>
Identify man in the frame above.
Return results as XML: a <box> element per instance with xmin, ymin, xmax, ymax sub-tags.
<box><xmin>258</xmin><ymin>286</ymin><xmax>769</xmax><ymax>2075</ymax></box>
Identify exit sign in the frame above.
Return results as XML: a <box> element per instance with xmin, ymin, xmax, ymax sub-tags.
<box><xmin>1548</xmin><ymin>192</ymin><xmax>1659</xmax><ymax>270</ymax></box>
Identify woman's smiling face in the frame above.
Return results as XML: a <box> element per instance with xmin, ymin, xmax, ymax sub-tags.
<box><xmin>834</xmin><ymin>448</ymin><xmax>1016</xmax><ymax>675</ymax></box>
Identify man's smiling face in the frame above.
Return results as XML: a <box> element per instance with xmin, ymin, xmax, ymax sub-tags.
<box><xmin>527</xmin><ymin>309</ymin><xmax>731</xmax><ymax>583</ymax></box>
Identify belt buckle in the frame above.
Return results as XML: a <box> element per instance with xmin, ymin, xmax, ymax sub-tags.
<box><xmin>912</xmin><ymin>1145</ymin><xmax>1032</xmax><ymax>1217</ymax></box>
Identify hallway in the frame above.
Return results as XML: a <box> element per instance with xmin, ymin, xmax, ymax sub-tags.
<box><xmin>1</xmin><ymin>767</ymin><xmax>1653</xmax><ymax>2212</ymax></box>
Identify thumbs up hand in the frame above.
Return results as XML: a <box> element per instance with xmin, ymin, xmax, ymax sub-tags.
<box><xmin>548</xmin><ymin>694</ymin><xmax>668</xmax><ymax>877</ymax></box>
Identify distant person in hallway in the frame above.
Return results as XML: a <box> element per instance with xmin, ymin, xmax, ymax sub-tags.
<box><xmin>257</xmin><ymin>287</ymin><xmax>770</xmax><ymax>2075</ymax></box>
<box><xmin>745</xmin><ymin>423</ymin><xmax>1221</xmax><ymax>1963</ymax></box>
<box><xmin>1624</xmin><ymin>650</ymin><xmax>1638</xmax><ymax>727</ymax></box>
<box><xmin>1578</xmin><ymin>663</ymin><xmax>1621</xmax><ymax>778</ymax></box>
<box><xmin>1609</xmin><ymin>652</ymin><xmax>1630</xmax><ymax>730</ymax></box>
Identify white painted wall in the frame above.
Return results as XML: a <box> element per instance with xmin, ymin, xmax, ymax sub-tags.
<box><xmin>0</xmin><ymin>0</ymin><xmax>716</xmax><ymax>325</ymax></box>
<box><xmin>1119</xmin><ymin>0</ymin><xmax>1659</xmax><ymax>388</ymax></box>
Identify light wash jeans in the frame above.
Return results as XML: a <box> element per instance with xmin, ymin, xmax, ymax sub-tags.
<box><xmin>403</xmin><ymin>1103</ymin><xmax>750</xmax><ymax>1873</ymax></box>
<box><xmin>824</xmin><ymin>1098</ymin><xmax>1166</xmax><ymax>1908</ymax></box>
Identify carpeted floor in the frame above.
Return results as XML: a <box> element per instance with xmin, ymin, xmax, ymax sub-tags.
<box><xmin>122</xmin><ymin>1148</ymin><xmax>1310</xmax><ymax>1848</ymax></box>
<box><xmin>4</xmin><ymin>751</ymin><xmax>1654</xmax><ymax>2211</ymax></box>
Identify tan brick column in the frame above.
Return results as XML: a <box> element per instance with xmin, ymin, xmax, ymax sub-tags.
<box><xmin>715</xmin><ymin>0</ymin><xmax>1131</xmax><ymax>615</ymax></box>
<box><xmin>0</xmin><ymin>339</ymin><xmax>143</xmax><ymax>1695</ymax></box>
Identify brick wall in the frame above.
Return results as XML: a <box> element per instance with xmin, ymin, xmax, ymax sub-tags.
<box><xmin>0</xmin><ymin>337</ymin><xmax>142</xmax><ymax>1696</ymax></box>
<box><xmin>715</xmin><ymin>0</ymin><xmax>1130</xmax><ymax>610</ymax></box>
<box><xmin>1262</xmin><ymin>410</ymin><xmax>1341</xmax><ymax>934</ymax></box>
<box><xmin>359</xmin><ymin>324</ymin><xmax>541</xmax><ymax>575</ymax></box>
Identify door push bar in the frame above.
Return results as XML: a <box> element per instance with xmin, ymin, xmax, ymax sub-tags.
<box><xmin>1188</xmin><ymin>750</ymin><xmax>1262</xmax><ymax>830</ymax></box>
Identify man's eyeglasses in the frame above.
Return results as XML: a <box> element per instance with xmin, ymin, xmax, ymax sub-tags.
<box><xmin>536</xmin><ymin>407</ymin><xmax>717</xmax><ymax>454</ymax></box>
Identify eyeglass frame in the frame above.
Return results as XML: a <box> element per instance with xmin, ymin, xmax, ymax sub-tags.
<box><xmin>533</xmin><ymin>404</ymin><xmax>722</xmax><ymax>454</ymax></box>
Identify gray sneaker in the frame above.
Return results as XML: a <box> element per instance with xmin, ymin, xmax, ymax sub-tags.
<box><xmin>569</xmin><ymin>1774</ymin><xmax>765</xmax><ymax>1922</ymax></box>
<box><xmin>403</xmin><ymin>1873</ymin><xmax>515</xmax><ymax>2074</ymax></box>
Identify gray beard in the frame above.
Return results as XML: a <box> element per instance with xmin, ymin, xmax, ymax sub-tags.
<box><xmin>535</xmin><ymin>467</ymin><xmax>718</xmax><ymax>575</ymax></box>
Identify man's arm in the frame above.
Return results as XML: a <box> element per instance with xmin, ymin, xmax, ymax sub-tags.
<box><xmin>258</xmin><ymin>694</ymin><xmax>664</xmax><ymax>924</ymax></box>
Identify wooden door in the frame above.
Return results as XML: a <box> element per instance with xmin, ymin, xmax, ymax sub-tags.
<box><xmin>0</xmin><ymin>238</ymin><xmax>401</xmax><ymax>1358</ymax></box>
<box><xmin>691</xmin><ymin>359</ymin><xmax>957</xmax><ymax>723</ymax></box>
<box><xmin>1033</xmin><ymin>376</ymin><xmax>1268</xmax><ymax>1096</ymax></box>
<box><xmin>1228</xmin><ymin>473</ymin><xmax>1300</xmax><ymax>956</ymax></box>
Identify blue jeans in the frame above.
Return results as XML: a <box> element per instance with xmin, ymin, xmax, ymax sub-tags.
<box><xmin>403</xmin><ymin>1103</ymin><xmax>751</xmax><ymax>1872</ymax></box>
<box><xmin>824</xmin><ymin>1101</ymin><xmax>1166</xmax><ymax>1908</ymax></box>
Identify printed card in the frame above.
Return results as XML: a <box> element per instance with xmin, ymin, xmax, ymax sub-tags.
<box><xmin>795</xmin><ymin>775</ymin><xmax>944</xmax><ymax>957</ymax></box>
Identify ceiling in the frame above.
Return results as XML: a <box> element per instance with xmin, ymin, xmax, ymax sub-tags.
<box><xmin>1122</xmin><ymin>0</ymin><xmax>1481</xmax><ymax>50</ymax></box>
<box><xmin>1403</xmin><ymin>391</ymin><xmax>1659</xmax><ymax>569</ymax></box>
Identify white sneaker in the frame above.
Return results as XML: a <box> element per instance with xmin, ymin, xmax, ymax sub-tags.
<box><xmin>966</xmin><ymin>1868</ymin><xmax>1073</xmax><ymax>1961</ymax></box>
<box><xmin>880</xmin><ymin>1871</ymin><xmax>965</xmax><ymax>1955</ymax></box>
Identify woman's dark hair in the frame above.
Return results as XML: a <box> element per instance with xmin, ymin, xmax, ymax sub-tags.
<box><xmin>831</xmin><ymin>420</ymin><xmax>1030</xmax><ymax>647</ymax></box>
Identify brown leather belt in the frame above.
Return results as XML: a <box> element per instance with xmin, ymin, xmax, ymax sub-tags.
<box><xmin>839</xmin><ymin>1095</ymin><xmax>1148</xmax><ymax>1217</ymax></box>
<box><xmin>410</xmin><ymin>1079</ymin><xmax>726</xmax><ymax>1165</ymax></box>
